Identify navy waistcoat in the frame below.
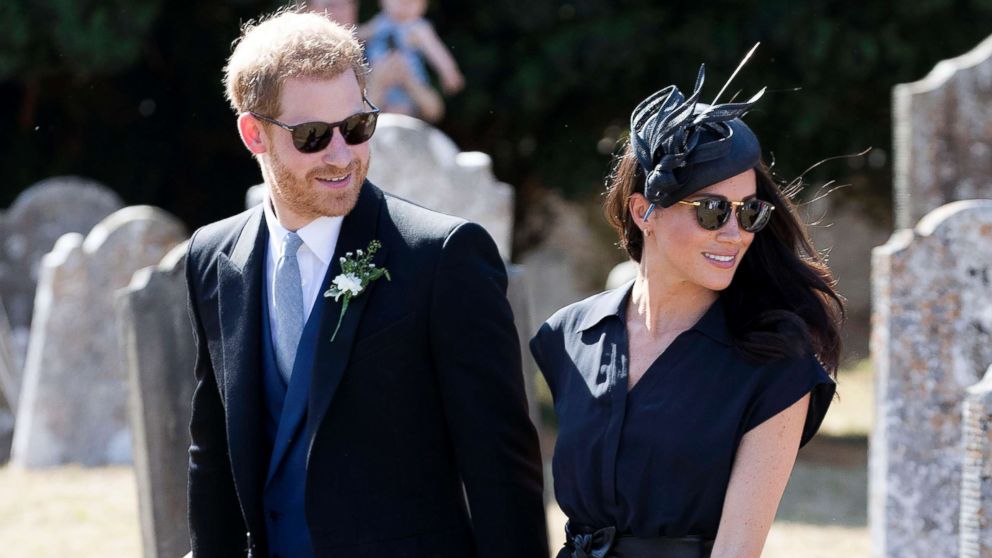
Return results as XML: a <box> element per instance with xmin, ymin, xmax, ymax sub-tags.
<box><xmin>261</xmin><ymin>284</ymin><xmax>330</xmax><ymax>558</ymax></box>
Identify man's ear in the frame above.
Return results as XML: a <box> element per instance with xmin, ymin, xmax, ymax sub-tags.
<box><xmin>237</xmin><ymin>113</ymin><xmax>268</xmax><ymax>155</ymax></box>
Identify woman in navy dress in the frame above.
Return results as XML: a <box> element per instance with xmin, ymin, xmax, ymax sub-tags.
<box><xmin>530</xmin><ymin>65</ymin><xmax>843</xmax><ymax>558</ymax></box>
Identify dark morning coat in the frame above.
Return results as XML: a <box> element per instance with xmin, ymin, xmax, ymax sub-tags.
<box><xmin>185</xmin><ymin>181</ymin><xmax>548</xmax><ymax>557</ymax></box>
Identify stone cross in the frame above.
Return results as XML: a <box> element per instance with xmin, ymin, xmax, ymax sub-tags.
<box><xmin>893</xmin><ymin>34</ymin><xmax>992</xmax><ymax>229</ymax></box>
<box><xmin>870</xmin><ymin>200</ymin><xmax>992</xmax><ymax>557</ymax></box>
<box><xmin>117</xmin><ymin>241</ymin><xmax>193</xmax><ymax>558</ymax></box>
<box><xmin>962</xmin><ymin>364</ymin><xmax>992</xmax><ymax>558</ymax></box>
<box><xmin>10</xmin><ymin>206</ymin><xmax>186</xmax><ymax>467</ymax></box>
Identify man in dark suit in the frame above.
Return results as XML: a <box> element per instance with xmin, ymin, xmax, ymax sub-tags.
<box><xmin>185</xmin><ymin>10</ymin><xmax>547</xmax><ymax>558</ymax></box>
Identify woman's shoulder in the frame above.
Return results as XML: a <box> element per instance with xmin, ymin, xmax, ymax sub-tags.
<box><xmin>538</xmin><ymin>281</ymin><xmax>633</xmax><ymax>336</ymax></box>
<box><xmin>739</xmin><ymin>345</ymin><xmax>835</xmax><ymax>402</ymax></box>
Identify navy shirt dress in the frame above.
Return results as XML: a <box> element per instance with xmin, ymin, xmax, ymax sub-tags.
<box><xmin>530</xmin><ymin>280</ymin><xmax>835</xmax><ymax>540</ymax></box>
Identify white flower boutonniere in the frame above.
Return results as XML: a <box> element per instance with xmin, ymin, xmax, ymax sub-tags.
<box><xmin>324</xmin><ymin>240</ymin><xmax>390</xmax><ymax>341</ymax></box>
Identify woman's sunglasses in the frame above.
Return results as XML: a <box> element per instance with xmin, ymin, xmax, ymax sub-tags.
<box><xmin>250</xmin><ymin>97</ymin><xmax>380</xmax><ymax>153</ymax></box>
<box><xmin>676</xmin><ymin>197</ymin><xmax>775</xmax><ymax>232</ymax></box>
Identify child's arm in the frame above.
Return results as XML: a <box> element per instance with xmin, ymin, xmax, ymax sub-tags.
<box><xmin>408</xmin><ymin>21</ymin><xmax>464</xmax><ymax>94</ymax></box>
<box><xmin>355</xmin><ymin>15</ymin><xmax>383</xmax><ymax>42</ymax></box>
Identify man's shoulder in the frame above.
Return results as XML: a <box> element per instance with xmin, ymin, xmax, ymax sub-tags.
<box><xmin>379</xmin><ymin>189</ymin><xmax>467</xmax><ymax>242</ymax></box>
<box><xmin>189</xmin><ymin>206</ymin><xmax>260</xmax><ymax>255</ymax></box>
<box><xmin>185</xmin><ymin>206</ymin><xmax>261</xmax><ymax>283</ymax></box>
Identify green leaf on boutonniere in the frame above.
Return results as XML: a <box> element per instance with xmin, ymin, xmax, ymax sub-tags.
<box><xmin>323</xmin><ymin>240</ymin><xmax>391</xmax><ymax>341</ymax></box>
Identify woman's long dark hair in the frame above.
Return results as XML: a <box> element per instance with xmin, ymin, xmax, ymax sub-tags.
<box><xmin>604</xmin><ymin>142</ymin><xmax>845</xmax><ymax>374</ymax></box>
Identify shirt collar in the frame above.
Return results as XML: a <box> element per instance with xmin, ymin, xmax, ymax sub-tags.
<box><xmin>576</xmin><ymin>280</ymin><xmax>634</xmax><ymax>332</ymax></box>
<box><xmin>262</xmin><ymin>193</ymin><xmax>343</xmax><ymax>265</ymax></box>
<box><xmin>577</xmin><ymin>279</ymin><xmax>733</xmax><ymax>346</ymax></box>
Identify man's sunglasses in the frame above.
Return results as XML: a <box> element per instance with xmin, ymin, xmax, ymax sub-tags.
<box><xmin>250</xmin><ymin>98</ymin><xmax>380</xmax><ymax>153</ymax></box>
<box><xmin>675</xmin><ymin>197</ymin><xmax>775</xmax><ymax>233</ymax></box>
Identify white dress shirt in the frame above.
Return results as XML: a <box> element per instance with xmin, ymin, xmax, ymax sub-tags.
<box><xmin>263</xmin><ymin>196</ymin><xmax>344</xmax><ymax>339</ymax></box>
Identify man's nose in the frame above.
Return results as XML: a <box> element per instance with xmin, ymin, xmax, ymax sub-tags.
<box><xmin>321</xmin><ymin>129</ymin><xmax>352</xmax><ymax>166</ymax></box>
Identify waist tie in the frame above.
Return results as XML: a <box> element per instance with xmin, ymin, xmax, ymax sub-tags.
<box><xmin>558</xmin><ymin>522</ymin><xmax>714</xmax><ymax>558</ymax></box>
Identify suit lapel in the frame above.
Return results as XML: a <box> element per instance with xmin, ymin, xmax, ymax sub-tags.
<box><xmin>217</xmin><ymin>207</ymin><xmax>267</xmax><ymax>522</ymax></box>
<box><xmin>306</xmin><ymin>183</ymin><xmax>386</xmax><ymax>461</ymax></box>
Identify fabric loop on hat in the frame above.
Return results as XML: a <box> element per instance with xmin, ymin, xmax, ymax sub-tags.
<box><xmin>630</xmin><ymin>62</ymin><xmax>763</xmax><ymax>208</ymax></box>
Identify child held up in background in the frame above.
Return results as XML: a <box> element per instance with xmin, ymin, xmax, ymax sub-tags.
<box><xmin>305</xmin><ymin>0</ymin><xmax>359</xmax><ymax>26</ymax></box>
<box><xmin>359</xmin><ymin>0</ymin><xmax>464</xmax><ymax>122</ymax></box>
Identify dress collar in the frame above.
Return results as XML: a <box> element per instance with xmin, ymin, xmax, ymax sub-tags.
<box><xmin>577</xmin><ymin>279</ymin><xmax>733</xmax><ymax>346</ymax></box>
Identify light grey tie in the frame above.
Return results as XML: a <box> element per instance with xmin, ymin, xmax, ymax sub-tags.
<box><xmin>273</xmin><ymin>232</ymin><xmax>305</xmax><ymax>383</ymax></box>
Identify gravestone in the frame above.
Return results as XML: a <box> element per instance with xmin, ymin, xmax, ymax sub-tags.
<box><xmin>893</xmin><ymin>33</ymin><xmax>992</xmax><ymax>229</ymax></box>
<box><xmin>10</xmin><ymin>206</ymin><xmax>186</xmax><ymax>467</ymax></box>
<box><xmin>117</xmin><ymin>241</ymin><xmax>192</xmax><ymax>558</ymax></box>
<box><xmin>870</xmin><ymin>200</ymin><xmax>992</xmax><ymax>558</ymax></box>
<box><xmin>0</xmin><ymin>177</ymin><xmax>123</xmax><ymax>392</ymax></box>
<box><xmin>519</xmin><ymin>189</ymin><xmax>622</xmax><ymax>333</ymax></box>
<box><xmin>367</xmin><ymin>114</ymin><xmax>515</xmax><ymax>260</ymax></box>
<box><xmin>606</xmin><ymin>260</ymin><xmax>637</xmax><ymax>290</ymax></box>
<box><xmin>0</xmin><ymin>297</ymin><xmax>16</xmax><ymax>410</ymax></box>
<box><xmin>0</xmin><ymin>297</ymin><xmax>16</xmax><ymax>463</ymax></box>
<box><xmin>962</xmin><ymin>364</ymin><xmax>992</xmax><ymax>558</ymax></box>
<box><xmin>506</xmin><ymin>265</ymin><xmax>540</xmax><ymax>426</ymax></box>
<box><xmin>246</xmin><ymin>184</ymin><xmax>264</xmax><ymax>209</ymax></box>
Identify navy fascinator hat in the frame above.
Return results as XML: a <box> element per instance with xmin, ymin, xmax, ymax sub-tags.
<box><xmin>632</xmin><ymin>51</ymin><xmax>766</xmax><ymax>210</ymax></box>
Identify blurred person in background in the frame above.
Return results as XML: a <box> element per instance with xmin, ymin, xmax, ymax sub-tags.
<box><xmin>530</xmin><ymin>64</ymin><xmax>844</xmax><ymax>558</ymax></box>
<box><xmin>305</xmin><ymin>0</ymin><xmax>359</xmax><ymax>26</ymax></box>
<box><xmin>358</xmin><ymin>0</ymin><xmax>463</xmax><ymax>122</ymax></box>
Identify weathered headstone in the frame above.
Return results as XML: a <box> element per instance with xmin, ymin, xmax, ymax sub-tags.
<box><xmin>0</xmin><ymin>296</ymin><xmax>17</xmax><ymax>411</ymax></box>
<box><xmin>367</xmin><ymin>114</ymin><xmax>515</xmax><ymax>260</ymax></box>
<box><xmin>246</xmin><ymin>184</ymin><xmax>264</xmax><ymax>209</ymax></box>
<box><xmin>893</xmin><ymin>34</ymin><xmax>992</xmax><ymax>229</ymax></box>
<box><xmin>519</xmin><ymin>189</ymin><xmax>623</xmax><ymax>332</ymax></box>
<box><xmin>0</xmin><ymin>297</ymin><xmax>15</xmax><ymax>463</ymax></box>
<box><xmin>962</xmin><ymin>364</ymin><xmax>992</xmax><ymax>558</ymax></box>
<box><xmin>606</xmin><ymin>260</ymin><xmax>637</xmax><ymax>290</ymax></box>
<box><xmin>506</xmin><ymin>265</ymin><xmax>540</xmax><ymax>424</ymax></box>
<box><xmin>118</xmin><ymin>241</ymin><xmax>192</xmax><ymax>558</ymax></box>
<box><xmin>870</xmin><ymin>200</ymin><xmax>992</xmax><ymax>558</ymax></box>
<box><xmin>11</xmin><ymin>206</ymin><xmax>186</xmax><ymax>467</ymax></box>
<box><xmin>0</xmin><ymin>176</ymin><xmax>123</xmax><ymax>390</ymax></box>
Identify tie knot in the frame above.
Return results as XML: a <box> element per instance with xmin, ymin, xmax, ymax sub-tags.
<box><xmin>281</xmin><ymin>232</ymin><xmax>304</xmax><ymax>258</ymax></box>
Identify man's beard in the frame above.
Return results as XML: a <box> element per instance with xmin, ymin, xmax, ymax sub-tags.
<box><xmin>264</xmin><ymin>148</ymin><xmax>369</xmax><ymax>220</ymax></box>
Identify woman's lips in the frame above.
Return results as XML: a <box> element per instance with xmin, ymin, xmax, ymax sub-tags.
<box><xmin>703</xmin><ymin>252</ymin><xmax>737</xmax><ymax>268</ymax></box>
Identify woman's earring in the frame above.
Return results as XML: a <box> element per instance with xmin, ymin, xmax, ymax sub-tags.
<box><xmin>644</xmin><ymin>229</ymin><xmax>653</xmax><ymax>237</ymax></box>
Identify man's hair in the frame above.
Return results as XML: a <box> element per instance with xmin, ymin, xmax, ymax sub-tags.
<box><xmin>224</xmin><ymin>8</ymin><xmax>368</xmax><ymax>116</ymax></box>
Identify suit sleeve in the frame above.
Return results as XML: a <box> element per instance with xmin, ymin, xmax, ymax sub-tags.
<box><xmin>185</xmin><ymin>231</ymin><xmax>247</xmax><ymax>556</ymax></box>
<box><xmin>429</xmin><ymin>222</ymin><xmax>548</xmax><ymax>558</ymax></box>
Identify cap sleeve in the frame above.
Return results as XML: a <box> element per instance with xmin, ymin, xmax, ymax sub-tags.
<box><xmin>743</xmin><ymin>352</ymin><xmax>836</xmax><ymax>448</ymax></box>
<box><xmin>529</xmin><ymin>322</ymin><xmax>560</xmax><ymax>399</ymax></box>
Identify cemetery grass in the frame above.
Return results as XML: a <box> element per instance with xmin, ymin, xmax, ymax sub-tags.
<box><xmin>0</xmin><ymin>465</ymin><xmax>140</xmax><ymax>557</ymax></box>
<box><xmin>0</xmin><ymin>360</ymin><xmax>870</xmax><ymax>558</ymax></box>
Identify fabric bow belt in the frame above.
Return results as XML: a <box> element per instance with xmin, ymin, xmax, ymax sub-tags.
<box><xmin>560</xmin><ymin>522</ymin><xmax>714</xmax><ymax>558</ymax></box>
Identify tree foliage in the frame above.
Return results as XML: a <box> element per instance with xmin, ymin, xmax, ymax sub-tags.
<box><xmin>2</xmin><ymin>0</ymin><xmax>992</xmax><ymax>231</ymax></box>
